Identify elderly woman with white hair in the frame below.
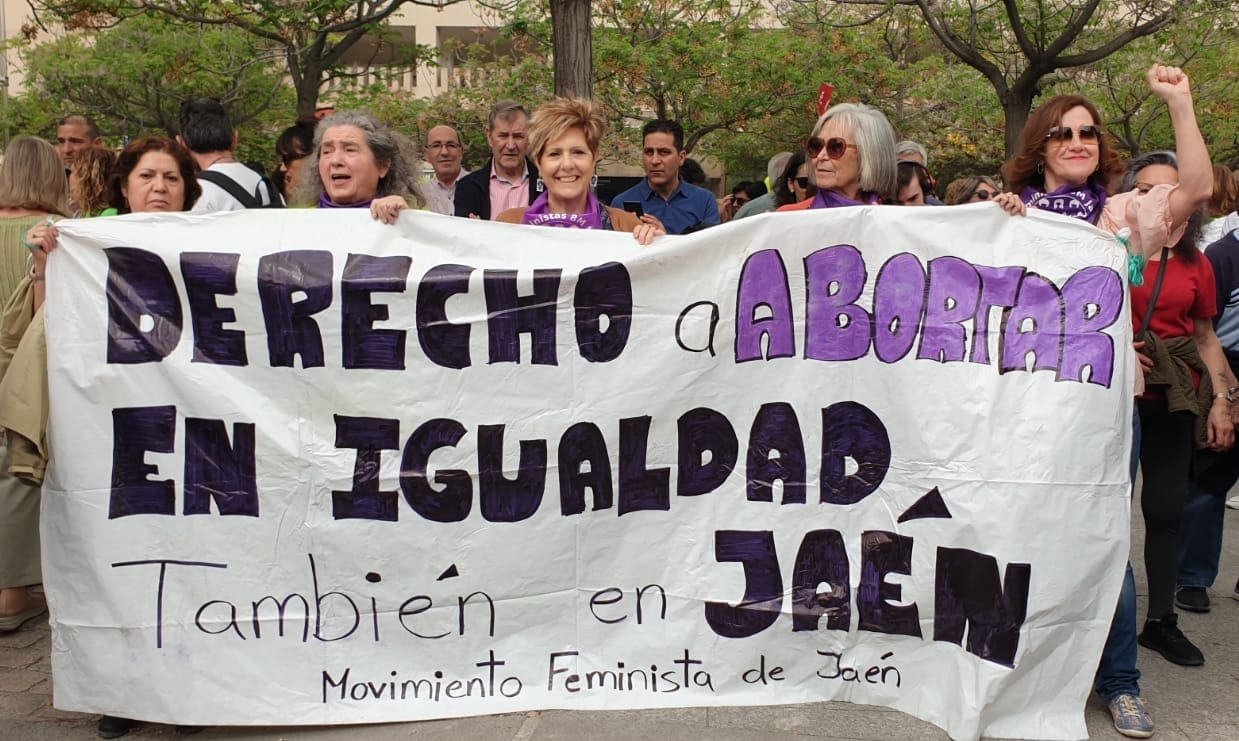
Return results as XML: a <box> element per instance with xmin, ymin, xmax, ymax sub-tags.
<box><xmin>776</xmin><ymin>103</ymin><xmax>898</xmax><ymax>212</ymax></box>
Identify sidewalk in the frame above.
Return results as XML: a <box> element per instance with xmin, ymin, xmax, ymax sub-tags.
<box><xmin>4</xmin><ymin>508</ymin><xmax>1238</xmax><ymax>741</ymax></box>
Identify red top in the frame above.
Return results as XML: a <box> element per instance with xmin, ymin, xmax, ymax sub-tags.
<box><xmin>1130</xmin><ymin>253</ymin><xmax>1217</xmax><ymax>340</ymax></box>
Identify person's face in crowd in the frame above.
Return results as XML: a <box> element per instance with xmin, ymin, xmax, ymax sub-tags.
<box><xmin>486</xmin><ymin>114</ymin><xmax>529</xmax><ymax>175</ymax></box>
<box><xmin>809</xmin><ymin>118</ymin><xmax>861</xmax><ymax>200</ymax></box>
<box><xmin>426</xmin><ymin>125</ymin><xmax>464</xmax><ymax>182</ymax></box>
<box><xmin>121</xmin><ymin>151</ymin><xmax>186</xmax><ymax>212</ymax></box>
<box><xmin>538</xmin><ymin>126</ymin><xmax>596</xmax><ymax>211</ymax></box>
<box><xmin>642</xmin><ymin>131</ymin><xmax>685</xmax><ymax>191</ymax></box>
<box><xmin>1132</xmin><ymin>163</ymin><xmax>1179</xmax><ymax>194</ymax></box>
<box><xmin>318</xmin><ymin>124</ymin><xmax>389</xmax><ymax>205</ymax></box>
<box><xmin>1041</xmin><ymin>105</ymin><xmax>1101</xmax><ymax>191</ymax></box>
<box><xmin>897</xmin><ymin>176</ymin><xmax>926</xmax><ymax>206</ymax></box>
<box><xmin>790</xmin><ymin>163</ymin><xmax>810</xmax><ymax>202</ymax></box>
<box><xmin>969</xmin><ymin>181</ymin><xmax>997</xmax><ymax>202</ymax></box>
<box><xmin>57</xmin><ymin>122</ymin><xmax>97</xmax><ymax>167</ymax></box>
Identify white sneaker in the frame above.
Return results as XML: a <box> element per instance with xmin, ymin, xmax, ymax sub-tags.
<box><xmin>1227</xmin><ymin>495</ymin><xmax>1239</xmax><ymax>510</ymax></box>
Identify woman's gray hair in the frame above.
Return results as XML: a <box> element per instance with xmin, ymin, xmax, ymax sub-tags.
<box><xmin>1118</xmin><ymin>150</ymin><xmax>1177</xmax><ymax>194</ymax></box>
<box><xmin>294</xmin><ymin>110</ymin><xmax>424</xmax><ymax>208</ymax></box>
<box><xmin>811</xmin><ymin>103</ymin><xmax>898</xmax><ymax>200</ymax></box>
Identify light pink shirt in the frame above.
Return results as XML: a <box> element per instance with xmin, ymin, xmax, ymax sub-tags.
<box><xmin>422</xmin><ymin>168</ymin><xmax>468</xmax><ymax>216</ymax></box>
<box><xmin>487</xmin><ymin>163</ymin><xmax>530</xmax><ymax>220</ymax></box>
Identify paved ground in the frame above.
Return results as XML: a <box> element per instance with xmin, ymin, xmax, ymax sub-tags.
<box><xmin>3</xmin><ymin>504</ymin><xmax>1238</xmax><ymax>741</ymax></box>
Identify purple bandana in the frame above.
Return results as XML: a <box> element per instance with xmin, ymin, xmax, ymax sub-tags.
<box><xmin>810</xmin><ymin>189</ymin><xmax>881</xmax><ymax>209</ymax></box>
<box><xmin>521</xmin><ymin>192</ymin><xmax>606</xmax><ymax>229</ymax></box>
<box><xmin>318</xmin><ymin>194</ymin><xmax>374</xmax><ymax>209</ymax></box>
<box><xmin>1020</xmin><ymin>182</ymin><xmax>1107</xmax><ymax>224</ymax></box>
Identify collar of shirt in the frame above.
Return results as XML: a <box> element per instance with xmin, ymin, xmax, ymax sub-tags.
<box><xmin>490</xmin><ymin>160</ymin><xmax>528</xmax><ymax>186</ymax></box>
<box><xmin>636</xmin><ymin>178</ymin><xmax>685</xmax><ymax>203</ymax></box>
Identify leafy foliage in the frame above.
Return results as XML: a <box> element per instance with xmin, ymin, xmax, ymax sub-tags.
<box><xmin>6</xmin><ymin>14</ymin><xmax>293</xmax><ymax>164</ymax></box>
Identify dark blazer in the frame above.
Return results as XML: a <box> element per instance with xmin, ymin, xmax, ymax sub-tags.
<box><xmin>453</xmin><ymin>157</ymin><xmax>541</xmax><ymax>219</ymax></box>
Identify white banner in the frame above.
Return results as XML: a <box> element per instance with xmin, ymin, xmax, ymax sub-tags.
<box><xmin>41</xmin><ymin>206</ymin><xmax>1132</xmax><ymax>740</ymax></box>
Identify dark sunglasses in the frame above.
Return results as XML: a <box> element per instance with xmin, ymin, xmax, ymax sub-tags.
<box><xmin>970</xmin><ymin>189</ymin><xmax>995</xmax><ymax>200</ymax></box>
<box><xmin>1044</xmin><ymin>125</ymin><xmax>1101</xmax><ymax>143</ymax></box>
<box><xmin>793</xmin><ymin>176</ymin><xmax>810</xmax><ymax>188</ymax></box>
<box><xmin>806</xmin><ymin>136</ymin><xmax>856</xmax><ymax>160</ymax></box>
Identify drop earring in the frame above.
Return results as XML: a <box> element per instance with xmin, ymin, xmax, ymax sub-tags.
<box><xmin>590</xmin><ymin>173</ymin><xmax>598</xmax><ymax>189</ymax></box>
<box><xmin>536</xmin><ymin>177</ymin><xmax>544</xmax><ymax>192</ymax></box>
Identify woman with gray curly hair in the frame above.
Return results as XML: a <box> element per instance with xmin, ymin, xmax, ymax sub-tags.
<box><xmin>294</xmin><ymin>110</ymin><xmax>423</xmax><ymax>223</ymax></box>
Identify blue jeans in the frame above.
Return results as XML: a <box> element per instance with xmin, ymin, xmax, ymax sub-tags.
<box><xmin>1177</xmin><ymin>444</ymin><xmax>1239</xmax><ymax>588</ymax></box>
<box><xmin>1095</xmin><ymin>409</ymin><xmax>1141</xmax><ymax>701</ymax></box>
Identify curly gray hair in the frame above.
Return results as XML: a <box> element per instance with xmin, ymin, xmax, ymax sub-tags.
<box><xmin>294</xmin><ymin>110</ymin><xmax>424</xmax><ymax>208</ymax></box>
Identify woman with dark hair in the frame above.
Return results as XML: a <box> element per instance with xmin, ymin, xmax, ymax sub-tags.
<box><xmin>17</xmin><ymin>135</ymin><xmax>205</xmax><ymax>739</ymax></box>
<box><xmin>995</xmin><ymin>64</ymin><xmax>1216</xmax><ymax>739</ymax></box>
<box><xmin>774</xmin><ymin>150</ymin><xmax>815</xmax><ymax>208</ymax></box>
<box><xmin>106</xmin><ymin>136</ymin><xmax>201</xmax><ymax>214</ymax></box>
<box><xmin>275</xmin><ymin>119</ymin><xmax>316</xmax><ymax>201</ymax></box>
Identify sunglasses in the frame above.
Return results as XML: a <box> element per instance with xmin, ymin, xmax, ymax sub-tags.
<box><xmin>970</xmin><ymin>189</ymin><xmax>995</xmax><ymax>201</ymax></box>
<box><xmin>793</xmin><ymin>176</ymin><xmax>810</xmax><ymax>188</ymax></box>
<box><xmin>806</xmin><ymin>136</ymin><xmax>857</xmax><ymax>160</ymax></box>
<box><xmin>1044</xmin><ymin>125</ymin><xmax>1101</xmax><ymax>143</ymax></box>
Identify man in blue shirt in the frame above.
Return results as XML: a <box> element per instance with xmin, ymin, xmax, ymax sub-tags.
<box><xmin>611</xmin><ymin>120</ymin><xmax>720</xmax><ymax>234</ymax></box>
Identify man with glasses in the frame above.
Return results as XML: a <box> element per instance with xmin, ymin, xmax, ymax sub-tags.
<box><xmin>422</xmin><ymin>125</ymin><xmax>469</xmax><ymax>216</ymax></box>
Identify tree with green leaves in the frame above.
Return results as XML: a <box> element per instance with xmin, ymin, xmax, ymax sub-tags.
<box><xmin>8</xmin><ymin>14</ymin><xmax>291</xmax><ymax>155</ymax></box>
<box><xmin>826</xmin><ymin>0</ymin><xmax>1209</xmax><ymax>156</ymax></box>
<box><xmin>25</xmin><ymin>0</ymin><xmax>458</xmax><ymax>119</ymax></box>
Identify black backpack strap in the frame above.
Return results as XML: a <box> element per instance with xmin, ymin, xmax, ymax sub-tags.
<box><xmin>1136</xmin><ymin>247</ymin><xmax>1171</xmax><ymax>341</ymax></box>
<box><xmin>260</xmin><ymin>175</ymin><xmax>285</xmax><ymax>207</ymax></box>
<box><xmin>197</xmin><ymin>169</ymin><xmax>261</xmax><ymax>208</ymax></box>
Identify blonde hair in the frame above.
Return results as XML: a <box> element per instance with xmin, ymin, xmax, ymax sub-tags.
<box><xmin>0</xmin><ymin>136</ymin><xmax>71</xmax><ymax>216</ymax></box>
<box><xmin>527</xmin><ymin>98</ymin><xmax>606</xmax><ymax>162</ymax></box>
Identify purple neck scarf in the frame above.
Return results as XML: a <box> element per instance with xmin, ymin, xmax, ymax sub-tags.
<box><xmin>810</xmin><ymin>189</ymin><xmax>880</xmax><ymax>209</ymax></box>
<box><xmin>522</xmin><ymin>192</ymin><xmax>606</xmax><ymax>229</ymax></box>
<box><xmin>1020</xmin><ymin>182</ymin><xmax>1107</xmax><ymax>224</ymax></box>
<box><xmin>318</xmin><ymin>194</ymin><xmax>374</xmax><ymax>209</ymax></box>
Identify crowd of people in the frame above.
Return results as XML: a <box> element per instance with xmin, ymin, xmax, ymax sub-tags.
<box><xmin>0</xmin><ymin>62</ymin><xmax>1237</xmax><ymax>740</ymax></box>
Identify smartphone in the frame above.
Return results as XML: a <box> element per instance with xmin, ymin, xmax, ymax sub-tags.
<box><xmin>623</xmin><ymin>201</ymin><xmax>644</xmax><ymax>218</ymax></box>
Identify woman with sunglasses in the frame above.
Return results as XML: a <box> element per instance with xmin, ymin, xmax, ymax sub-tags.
<box><xmin>944</xmin><ymin>175</ymin><xmax>999</xmax><ymax>205</ymax></box>
<box><xmin>776</xmin><ymin>103</ymin><xmax>897</xmax><ymax>212</ymax></box>
<box><xmin>774</xmin><ymin>151</ymin><xmax>816</xmax><ymax>208</ymax></box>
<box><xmin>995</xmin><ymin>64</ymin><xmax>1215</xmax><ymax>739</ymax></box>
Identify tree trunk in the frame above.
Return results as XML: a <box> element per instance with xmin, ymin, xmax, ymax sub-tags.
<box><xmin>552</xmin><ymin>0</ymin><xmax>592</xmax><ymax>99</ymax></box>
<box><xmin>1003</xmin><ymin>97</ymin><xmax>1033</xmax><ymax>159</ymax></box>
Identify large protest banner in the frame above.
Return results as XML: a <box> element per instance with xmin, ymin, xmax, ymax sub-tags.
<box><xmin>41</xmin><ymin>206</ymin><xmax>1132</xmax><ymax>740</ymax></box>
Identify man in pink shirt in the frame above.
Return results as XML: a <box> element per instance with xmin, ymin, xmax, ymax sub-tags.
<box><xmin>454</xmin><ymin>101</ymin><xmax>540</xmax><ymax>220</ymax></box>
